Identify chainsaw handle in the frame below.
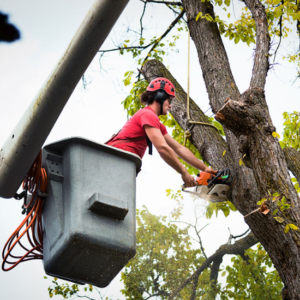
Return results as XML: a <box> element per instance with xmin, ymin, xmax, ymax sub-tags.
<box><xmin>207</xmin><ymin>169</ymin><xmax>230</xmax><ymax>188</ymax></box>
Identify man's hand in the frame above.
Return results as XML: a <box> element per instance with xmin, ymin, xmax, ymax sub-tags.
<box><xmin>182</xmin><ymin>171</ymin><xmax>197</xmax><ymax>187</ymax></box>
<box><xmin>204</xmin><ymin>167</ymin><xmax>218</xmax><ymax>175</ymax></box>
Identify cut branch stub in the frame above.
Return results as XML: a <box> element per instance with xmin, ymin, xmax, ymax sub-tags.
<box><xmin>215</xmin><ymin>88</ymin><xmax>299</xmax><ymax>207</ymax></box>
<box><xmin>215</xmin><ymin>88</ymin><xmax>269</xmax><ymax>136</ymax></box>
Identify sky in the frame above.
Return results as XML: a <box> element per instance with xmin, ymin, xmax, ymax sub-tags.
<box><xmin>0</xmin><ymin>0</ymin><xmax>299</xmax><ymax>299</ymax></box>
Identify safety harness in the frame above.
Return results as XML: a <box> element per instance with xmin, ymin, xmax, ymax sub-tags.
<box><xmin>105</xmin><ymin>132</ymin><xmax>153</xmax><ymax>155</ymax></box>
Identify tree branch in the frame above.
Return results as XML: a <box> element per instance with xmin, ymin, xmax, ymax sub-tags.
<box><xmin>99</xmin><ymin>10</ymin><xmax>184</xmax><ymax>72</ymax></box>
<box><xmin>181</xmin><ymin>0</ymin><xmax>240</xmax><ymax>112</ymax></box>
<box><xmin>283</xmin><ymin>147</ymin><xmax>300</xmax><ymax>183</ymax></box>
<box><xmin>190</xmin><ymin>275</ymin><xmax>199</xmax><ymax>300</ymax></box>
<box><xmin>141</xmin><ymin>10</ymin><xmax>185</xmax><ymax>65</ymax></box>
<box><xmin>273</xmin><ymin>1</ymin><xmax>284</xmax><ymax>63</ymax></box>
<box><xmin>297</xmin><ymin>0</ymin><xmax>300</xmax><ymax>51</ymax></box>
<box><xmin>209</xmin><ymin>256</ymin><xmax>223</xmax><ymax>298</ymax></box>
<box><xmin>142</xmin><ymin>0</ymin><xmax>183</xmax><ymax>6</ymax></box>
<box><xmin>168</xmin><ymin>231</ymin><xmax>258</xmax><ymax>300</ymax></box>
<box><xmin>243</xmin><ymin>0</ymin><xmax>270</xmax><ymax>89</ymax></box>
<box><xmin>140</xmin><ymin>0</ymin><xmax>147</xmax><ymax>38</ymax></box>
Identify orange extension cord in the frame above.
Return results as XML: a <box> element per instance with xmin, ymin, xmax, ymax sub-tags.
<box><xmin>2</xmin><ymin>150</ymin><xmax>47</xmax><ymax>271</ymax></box>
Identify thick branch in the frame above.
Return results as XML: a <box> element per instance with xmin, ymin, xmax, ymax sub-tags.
<box><xmin>243</xmin><ymin>0</ymin><xmax>270</xmax><ymax>89</ymax></box>
<box><xmin>141</xmin><ymin>59</ymin><xmax>232</xmax><ymax>170</ymax></box>
<box><xmin>190</xmin><ymin>276</ymin><xmax>199</xmax><ymax>300</ymax></box>
<box><xmin>283</xmin><ymin>147</ymin><xmax>300</xmax><ymax>183</ymax></box>
<box><xmin>169</xmin><ymin>232</ymin><xmax>258</xmax><ymax>300</ymax></box>
<box><xmin>181</xmin><ymin>0</ymin><xmax>240</xmax><ymax>112</ymax></box>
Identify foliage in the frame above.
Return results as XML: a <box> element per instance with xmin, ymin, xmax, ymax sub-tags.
<box><xmin>120</xmin><ymin>207</ymin><xmax>209</xmax><ymax>299</ymax></box>
<box><xmin>119</xmin><ymin>207</ymin><xmax>283</xmax><ymax>299</ymax></box>
<box><xmin>205</xmin><ymin>200</ymin><xmax>237</xmax><ymax>219</ymax></box>
<box><xmin>220</xmin><ymin>244</ymin><xmax>284</xmax><ymax>300</ymax></box>
<box><xmin>45</xmin><ymin>277</ymin><xmax>112</xmax><ymax>300</ymax></box>
<box><xmin>280</xmin><ymin>111</ymin><xmax>300</xmax><ymax>151</ymax></box>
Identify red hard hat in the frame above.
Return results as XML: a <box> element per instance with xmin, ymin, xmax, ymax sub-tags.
<box><xmin>146</xmin><ymin>77</ymin><xmax>176</xmax><ymax>97</ymax></box>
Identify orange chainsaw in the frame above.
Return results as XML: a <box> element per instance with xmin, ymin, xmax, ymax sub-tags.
<box><xmin>182</xmin><ymin>169</ymin><xmax>230</xmax><ymax>202</ymax></box>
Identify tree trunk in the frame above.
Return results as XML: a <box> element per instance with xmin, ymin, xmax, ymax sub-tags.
<box><xmin>142</xmin><ymin>0</ymin><xmax>300</xmax><ymax>295</ymax></box>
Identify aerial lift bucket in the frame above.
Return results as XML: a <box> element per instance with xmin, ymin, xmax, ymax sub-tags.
<box><xmin>42</xmin><ymin>137</ymin><xmax>141</xmax><ymax>287</ymax></box>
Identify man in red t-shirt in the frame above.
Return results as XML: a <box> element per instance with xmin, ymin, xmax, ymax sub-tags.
<box><xmin>107</xmin><ymin>77</ymin><xmax>217</xmax><ymax>187</ymax></box>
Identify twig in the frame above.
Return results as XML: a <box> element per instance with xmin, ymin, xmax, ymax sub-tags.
<box><xmin>141</xmin><ymin>9</ymin><xmax>185</xmax><ymax>66</ymax></box>
<box><xmin>140</xmin><ymin>1</ymin><xmax>147</xmax><ymax>38</ymax></box>
<box><xmin>141</xmin><ymin>0</ymin><xmax>183</xmax><ymax>6</ymax></box>
<box><xmin>273</xmin><ymin>1</ymin><xmax>284</xmax><ymax>62</ymax></box>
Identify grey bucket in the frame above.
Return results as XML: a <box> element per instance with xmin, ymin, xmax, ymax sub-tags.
<box><xmin>42</xmin><ymin>137</ymin><xmax>141</xmax><ymax>287</ymax></box>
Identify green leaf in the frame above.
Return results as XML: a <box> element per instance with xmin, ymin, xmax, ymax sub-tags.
<box><xmin>289</xmin><ymin>224</ymin><xmax>299</xmax><ymax>230</ymax></box>
<box><xmin>272</xmin><ymin>209</ymin><xmax>278</xmax><ymax>215</ymax></box>
<box><xmin>221</xmin><ymin>271</ymin><xmax>226</xmax><ymax>277</ymax></box>
<box><xmin>196</xmin><ymin>12</ymin><xmax>202</xmax><ymax>22</ymax></box>
<box><xmin>272</xmin><ymin>132</ymin><xmax>280</xmax><ymax>138</ymax></box>
<box><xmin>284</xmin><ymin>224</ymin><xmax>290</xmax><ymax>233</ymax></box>
<box><xmin>291</xmin><ymin>178</ymin><xmax>297</xmax><ymax>182</ymax></box>
<box><xmin>274</xmin><ymin>217</ymin><xmax>284</xmax><ymax>223</ymax></box>
<box><xmin>234</xmin><ymin>36</ymin><xmax>240</xmax><ymax>44</ymax></box>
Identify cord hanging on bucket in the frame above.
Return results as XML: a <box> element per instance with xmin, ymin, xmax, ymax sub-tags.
<box><xmin>183</xmin><ymin>29</ymin><xmax>219</xmax><ymax>147</ymax></box>
<box><xmin>2</xmin><ymin>150</ymin><xmax>47</xmax><ymax>271</ymax></box>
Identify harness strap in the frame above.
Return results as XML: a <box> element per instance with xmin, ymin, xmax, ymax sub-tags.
<box><xmin>109</xmin><ymin>135</ymin><xmax>147</xmax><ymax>146</ymax></box>
<box><xmin>108</xmin><ymin>135</ymin><xmax>153</xmax><ymax>155</ymax></box>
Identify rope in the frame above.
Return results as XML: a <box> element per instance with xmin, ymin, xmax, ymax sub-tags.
<box><xmin>184</xmin><ymin>30</ymin><xmax>219</xmax><ymax>147</ymax></box>
<box><xmin>2</xmin><ymin>150</ymin><xmax>47</xmax><ymax>271</ymax></box>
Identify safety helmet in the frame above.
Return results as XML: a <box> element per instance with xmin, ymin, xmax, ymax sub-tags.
<box><xmin>146</xmin><ymin>77</ymin><xmax>175</xmax><ymax>115</ymax></box>
<box><xmin>146</xmin><ymin>77</ymin><xmax>176</xmax><ymax>97</ymax></box>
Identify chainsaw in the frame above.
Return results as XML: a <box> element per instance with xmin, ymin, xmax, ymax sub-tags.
<box><xmin>182</xmin><ymin>169</ymin><xmax>230</xmax><ymax>203</ymax></box>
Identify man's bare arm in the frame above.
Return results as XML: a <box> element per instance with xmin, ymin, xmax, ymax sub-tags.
<box><xmin>164</xmin><ymin>134</ymin><xmax>217</xmax><ymax>175</ymax></box>
<box><xmin>144</xmin><ymin>126</ymin><xmax>196</xmax><ymax>187</ymax></box>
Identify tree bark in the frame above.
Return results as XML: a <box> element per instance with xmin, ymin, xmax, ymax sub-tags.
<box><xmin>283</xmin><ymin>147</ymin><xmax>300</xmax><ymax>184</ymax></box>
<box><xmin>142</xmin><ymin>0</ymin><xmax>300</xmax><ymax>297</ymax></box>
<box><xmin>181</xmin><ymin>0</ymin><xmax>300</xmax><ymax>298</ymax></box>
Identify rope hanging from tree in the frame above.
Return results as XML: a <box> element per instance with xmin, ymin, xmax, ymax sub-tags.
<box><xmin>183</xmin><ymin>30</ymin><xmax>219</xmax><ymax>147</ymax></box>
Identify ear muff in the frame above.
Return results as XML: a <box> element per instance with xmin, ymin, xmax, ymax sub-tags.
<box><xmin>154</xmin><ymin>90</ymin><xmax>168</xmax><ymax>115</ymax></box>
<box><xmin>155</xmin><ymin>90</ymin><xmax>167</xmax><ymax>101</ymax></box>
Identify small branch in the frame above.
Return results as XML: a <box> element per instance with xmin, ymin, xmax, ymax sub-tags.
<box><xmin>98</xmin><ymin>9</ymin><xmax>185</xmax><ymax>70</ymax></box>
<box><xmin>243</xmin><ymin>0</ymin><xmax>270</xmax><ymax>90</ymax></box>
<box><xmin>142</xmin><ymin>0</ymin><xmax>183</xmax><ymax>6</ymax></box>
<box><xmin>168</xmin><ymin>231</ymin><xmax>258</xmax><ymax>300</ymax></box>
<box><xmin>297</xmin><ymin>0</ymin><xmax>300</xmax><ymax>50</ymax></box>
<box><xmin>232</xmin><ymin>228</ymin><xmax>250</xmax><ymax>239</ymax></box>
<box><xmin>195</xmin><ymin>223</ymin><xmax>209</xmax><ymax>259</ymax></box>
<box><xmin>273</xmin><ymin>1</ymin><xmax>284</xmax><ymax>62</ymax></box>
<box><xmin>140</xmin><ymin>1</ymin><xmax>147</xmax><ymax>38</ymax></box>
<box><xmin>141</xmin><ymin>9</ymin><xmax>185</xmax><ymax>66</ymax></box>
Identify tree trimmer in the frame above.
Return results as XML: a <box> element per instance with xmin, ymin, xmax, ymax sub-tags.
<box><xmin>182</xmin><ymin>169</ymin><xmax>230</xmax><ymax>203</ymax></box>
